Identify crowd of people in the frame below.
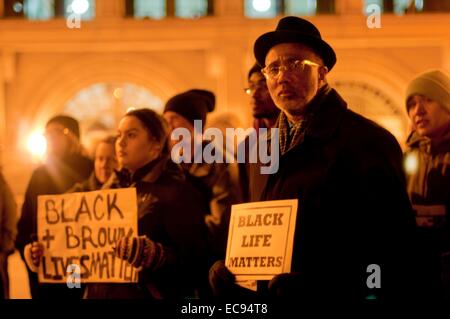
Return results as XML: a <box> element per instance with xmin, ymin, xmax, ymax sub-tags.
<box><xmin>0</xmin><ymin>16</ymin><xmax>449</xmax><ymax>303</ymax></box>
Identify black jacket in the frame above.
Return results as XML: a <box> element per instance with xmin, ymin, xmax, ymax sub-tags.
<box><xmin>86</xmin><ymin>156</ymin><xmax>209</xmax><ymax>299</ymax></box>
<box><xmin>16</xmin><ymin>153</ymin><xmax>93</xmax><ymax>299</ymax></box>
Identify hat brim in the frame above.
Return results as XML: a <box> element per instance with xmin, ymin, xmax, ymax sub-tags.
<box><xmin>254</xmin><ymin>31</ymin><xmax>336</xmax><ymax>70</ymax></box>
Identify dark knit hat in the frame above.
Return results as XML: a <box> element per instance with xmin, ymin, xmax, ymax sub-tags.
<box><xmin>254</xmin><ymin>16</ymin><xmax>336</xmax><ymax>70</ymax></box>
<box><xmin>248</xmin><ymin>63</ymin><xmax>263</xmax><ymax>80</ymax></box>
<box><xmin>46</xmin><ymin>115</ymin><xmax>80</xmax><ymax>139</ymax></box>
<box><xmin>164</xmin><ymin>89</ymin><xmax>215</xmax><ymax>125</ymax></box>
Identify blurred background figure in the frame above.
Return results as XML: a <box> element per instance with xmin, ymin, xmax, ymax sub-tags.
<box><xmin>16</xmin><ymin>115</ymin><xmax>93</xmax><ymax>299</ymax></box>
<box><xmin>404</xmin><ymin>69</ymin><xmax>450</xmax><ymax>301</ymax></box>
<box><xmin>245</xmin><ymin>63</ymin><xmax>280</xmax><ymax>131</ymax></box>
<box><xmin>0</xmin><ymin>172</ymin><xmax>17</xmax><ymax>299</ymax></box>
<box><xmin>70</xmin><ymin>135</ymin><xmax>118</xmax><ymax>192</ymax></box>
<box><xmin>163</xmin><ymin>89</ymin><xmax>242</xmax><ymax>264</ymax></box>
<box><xmin>240</xmin><ymin>63</ymin><xmax>280</xmax><ymax>202</ymax></box>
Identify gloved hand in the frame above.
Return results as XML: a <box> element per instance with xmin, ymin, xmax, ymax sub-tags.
<box><xmin>113</xmin><ymin>235</ymin><xmax>166</xmax><ymax>270</ymax></box>
<box><xmin>268</xmin><ymin>272</ymin><xmax>303</xmax><ymax>299</ymax></box>
<box><xmin>23</xmin><ymin>241</ymin><xmax>44</xmax><ymax>273</ymax></box>
<box><xmin>208</xmin><ymin>260</ymin><xmax>236</xmax><ymax>297</ymax></box>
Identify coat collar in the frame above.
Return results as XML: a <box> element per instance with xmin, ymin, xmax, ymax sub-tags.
<box><xmin>265</xmin><ymin>85</ymin><xmax>347</xmax><ymax>144</ymax></box>
<box><xmin>304</xmin><ymin>85</ymin><xmax>347</xmax><ymax>140</ymax></box>
<box><xmin>407</xmin><ymin>128</ymin><xmax>450</xmax><ymax>155</ymax></box>
<box><xmin>104</xmin><ymin>154</ymin><xmax>182</xmax><ymax>189</ymax></box>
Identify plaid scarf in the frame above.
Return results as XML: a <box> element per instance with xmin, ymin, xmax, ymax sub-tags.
<box><xmin>278</xmin><ymin>112</ymin><xmax>308</xmax><ymax>155</ymax></box>
<box><xmin>277</xmin><ymin>85</ymin><xmax>332</xmax><ymax>155</ymax></box>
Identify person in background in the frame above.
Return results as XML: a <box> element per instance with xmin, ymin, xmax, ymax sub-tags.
<box><xmin>245</xmin><ymin>62</ymin><xmax>280</xmax><ymax>131</ymax></box>
<box><xmin>17</xmin><ymin>115</ymin><xmax>93</xmax><ymax>299</ymax></box>
<box><xmin>240</xmin><ymin>63</ymin><xmax>281</xmax><ymax>202</ymax></box>
<box><xmin>70</xmin><ymin>135</ymin><xmax>118</xmax><ymax>192</ymax></box>
<box><xmin>163</xmin><ymin>90</ymin><xmax>242</xmax><ymax>262</ymax></box>
<box><xmin>404</xmin><ymin>69</ymin><xmax>450</xmax><ymax>301</ymax></box>
<box><xmin>0</xmin><ymin>172</ymin><xmax>17</xmax><ymax>299</ymax></box>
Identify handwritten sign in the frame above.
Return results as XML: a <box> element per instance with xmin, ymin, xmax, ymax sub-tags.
<box><xmin>37</xmin><ymin>188</ymin><xmax>138</xmax><ymax>283</ymax></box>
<box><xmin>225</xmin><ymin>199</ymin><xmax>298</xmax><ymax>281</ymax></box>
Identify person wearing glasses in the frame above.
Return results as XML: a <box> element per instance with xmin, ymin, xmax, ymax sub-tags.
<box><xmin>244</xmin><ymin>63</ymin><xmax>280</xmax><ymax>131</ymax></box>
<box><xmin>16</xmin><ymin>115</ymin><xmax>93</xmax><ymax>299</ymax></box>
<box><xmin>210</xmin><ymin>16</ymin><xmax>416</xmax><ymax>304</ymax></box>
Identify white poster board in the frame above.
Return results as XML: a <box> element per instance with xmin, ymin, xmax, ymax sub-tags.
<box><xmin>225</xmin><ymin>199</ymin><xmax>298</xmax><ymax>282</ymax></box>
<box><xmin>37</xmin><ymin>188</ymin><xmax>138</xmax><ymax>283</ymax></box>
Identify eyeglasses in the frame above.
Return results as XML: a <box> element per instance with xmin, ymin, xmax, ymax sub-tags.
<box><xmin>243</xmin><ymin>81</ymin><xmax>268</xmax><ymax>95</ymax></box>
<box><xmin>261</xmin><ymin>59</ymin><xmax>323</xmax><ymax>80</ymax></box>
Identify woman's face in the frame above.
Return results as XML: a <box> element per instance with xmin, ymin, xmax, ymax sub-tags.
<box><xmin>116</xmin><ymin>116</ymin><xmax>160</xmax><ymax>172</ymax></box>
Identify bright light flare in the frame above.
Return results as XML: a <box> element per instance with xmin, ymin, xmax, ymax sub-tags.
<box><xmin>404</xmin><ymin>152</ymin><xmax>418</xmax><ymax>175</ymax></box>
<box><xmin>27</xmin><ymin>132</ymin><xmax>47</xmax><ymax>160</ymax></box>
<box><xmin>252</xmin><ymin>0</ymin><xmax>272</xmax><ymax>12</ymax></box>
<box><xmin>70</xmin><ymin>0</ymin><xmax>89</xmax><ymax>15</ymax></box>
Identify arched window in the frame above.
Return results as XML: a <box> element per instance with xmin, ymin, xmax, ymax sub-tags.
<box><xmin>244</xmin><ymin>0</ymin><xmax>335</xmax><ymax>18</ymax></box>
<box><xmin>63</xmin><ymin>82</ymin><xmax>163</xmax><ymax>152</ymax></box>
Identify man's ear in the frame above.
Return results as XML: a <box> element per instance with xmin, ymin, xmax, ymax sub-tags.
<box><xmin>318</xmin><ymin>66</ymin><xmax>328</xmax><ymax>84</ymax></box>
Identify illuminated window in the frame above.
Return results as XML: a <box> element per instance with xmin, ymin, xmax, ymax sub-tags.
<box><xmin>24</xmin><ymin>0</ymin><xmax>54</xmax><ymax>20</ymax></box>
<box><xmin>175</xmin><ymin>0</ymin><xmax>208</xmax><ymax>18</ymax></box>
<box><xmin>245</xmin><ymin>0</ymin><xmax>280</xmax><ymax>18</ymax></box>
<box><xmin>244</xmin><ymin>0</ymin><xmax>334</xmax><ymax>18</ymax></box>
<box><xmin>127</xmin><ymin>0</ymin><xmax>212</xmax><ymax>19</ymax></box>
<box><xmin>363</xmin><ymin>0</ymin><xmax>384</xmax><ymax>15</ymax></box>
<box><xmin>285</xmin><ymin>0</ymin><xmax>317</xmax><ymax>16</ymax></box>
<box><xmin>133</xmin><ymin>0</ymin><xmax>165</xmax><ymax>19</ymax></box>
<box><xmin>364</xmin><ymin>0</ymin><xmax>426</xmax><ymax>14</ymax></box>
<box><xmin>64</xmin><ymin>83</ymin><xmax>163</xmax><ymax>152</ymax></box>
<box><xmin>63</xmin><ymin>0</ymin><xmax>95</xmax><ymax>20</ymax></box>
<box><xmin>2</xmin><ymin>0</ymin><xmax>95</xmax><ymax>20</ymax></box>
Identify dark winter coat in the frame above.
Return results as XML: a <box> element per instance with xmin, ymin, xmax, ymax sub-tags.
<box><xmin>405</xmin><ymin>129</ymin><xmax>450</xmax><ymax>299</ymax></box>
<box><xmin>86</xmin><ymin>155</ymin><xmax>209</xmax><ymax>299</ymax></box>
<box><xmin>248</xmin><ymin>87</ymin><xmax>416</xmax><ymax>302</ymax></box>
<box><xmin>16</xmin><ymin>153</ymin><xmax>93</xmax><ymax>299</ymax></box>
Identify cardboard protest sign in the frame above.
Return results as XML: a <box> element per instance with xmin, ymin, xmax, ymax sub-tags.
<box><xmin>225</xmin><ymin>199</ymin><xmax>298</xmax><ymax>281</ymax></box>
<box><xmin>37</xmin><ymin>188</ymin><xmax>138</xmax><ymax>283</ymax></box>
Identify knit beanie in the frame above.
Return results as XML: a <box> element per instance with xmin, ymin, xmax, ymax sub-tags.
<box><xmin>164</xmin><ymin>89</ymin><xmax>215</xmax><ymax>125</ymax></box>
<box><xmin>46</xmin><ymin>115</ymin><xmax>80</xmax><ymax>139</ymax></box>
<box><xmin>406</xmin><ymin>69</ymin><xmax>450</xmax><ymax>112</ymax></box>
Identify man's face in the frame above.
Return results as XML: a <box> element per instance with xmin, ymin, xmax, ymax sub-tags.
<box><xmin>94</xmin><ymin>142</ymin><xmax>117</xmax><ymax>184</ymax></box>
<box><xmin>264</xmin><ymin>43</ymin><xmax>326</xmax><ymax>120</ymax></box>
<box><xmin>45</xmin><ymin>122</ymin><xmax>70</xmax><ymax>158</ymax></box>
<box><xmin>248</xmin><ymin>71</ymin><xmax>279</xmax><ymax>118</ymax></box>
<box><xmin>407</xmin><ymin>94</ymin><xmax>450</xmax><ymax>139</ymax></box>
<box><xmin>163</xmin><ymin>111</ymin><xmax>196</xmax><ymax>149</ymax></box>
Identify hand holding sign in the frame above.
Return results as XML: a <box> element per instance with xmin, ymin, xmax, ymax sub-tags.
<box><xmin>23</xmin><ymin>241</ymin><xmax>45</xmax><ymax>272</ymax></box>
<box><xmin>37</xmin><ymin>188</ymin><xmax>138</xmax><ymax>283</ymax></box>
<box><xmin>225</xmin><ymin>199</ymin><xmax>298</xmax><ymax>282</ymax></box>
<box><xmin>113</xmin><ymin>235</ymin><xmax>166</xmax><ymax>270</ymax></box>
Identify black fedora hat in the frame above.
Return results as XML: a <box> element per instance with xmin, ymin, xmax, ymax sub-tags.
<box><xmin>254</xmin><ymin>16</ymin><xmax>336</xmax><ymax>70</ymax></box>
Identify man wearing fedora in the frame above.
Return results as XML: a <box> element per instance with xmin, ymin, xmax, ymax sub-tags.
<box><xmin>210</xmin><ymin>16</ymin><xmax>417</xmax><ymax>303</ymax></box>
